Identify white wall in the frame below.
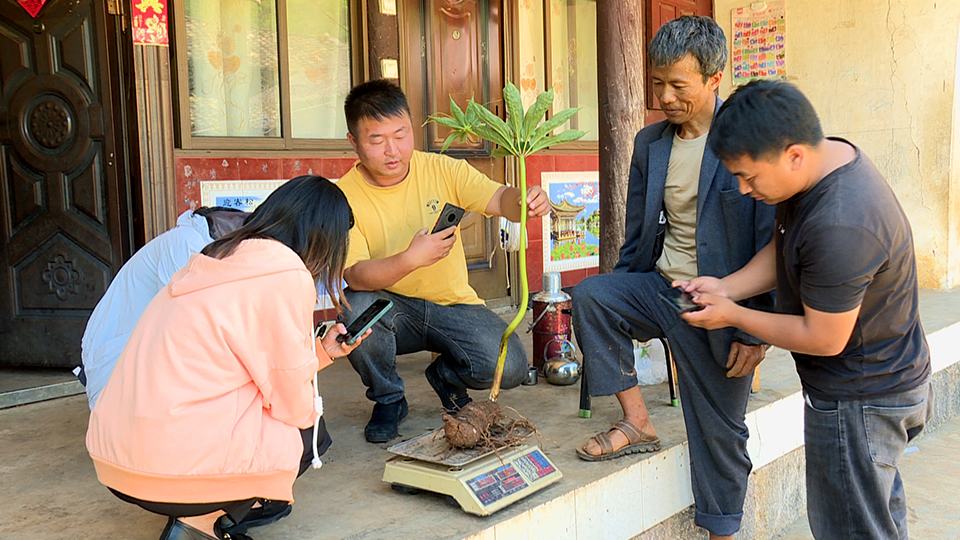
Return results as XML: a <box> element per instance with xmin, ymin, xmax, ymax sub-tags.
<box><xmin>715</xmin><ymin>0</ymin><xmax>960</xmax><ymax>288</ymax></box>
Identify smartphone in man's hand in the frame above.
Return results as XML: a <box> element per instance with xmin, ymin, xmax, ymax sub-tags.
<box><xmin>657</xmin><ymin>287</ymin><xmax>704</xmax><ymax>315</ymax></box>
<box><xmin>431</xmin><ymin>203</ymin><xmax>466</xmax><ymax>236</ymax></box>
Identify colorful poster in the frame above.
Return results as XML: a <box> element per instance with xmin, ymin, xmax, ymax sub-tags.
<box><xmin>131</xmin><ymin>0</ymin><xmax>169</xmax><ymax>46</ymax></box>
<box><xmin>18</xmin><ymin>0</ymin><xmax>47</xmax><ymax>18</ymax></box>
<box><xmin>541</xmin><ymin>171</ymin><xmax>599</xmax><ymax>273</ymax></box>
<box><xmin>731</xmin><ymin>1</ymin><xmax>786</xmax><ymax>86</ymax></box>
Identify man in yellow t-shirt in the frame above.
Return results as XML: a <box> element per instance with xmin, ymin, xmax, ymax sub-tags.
<box><xmin>339</xmin><ymin>80</ymin><xmax>550</xmax><ymax>443</ymax></box>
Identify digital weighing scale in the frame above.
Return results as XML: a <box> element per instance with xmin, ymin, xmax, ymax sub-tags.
<box><xmin>382</xmin><ymin>428</ymin><xmax>563</xmax><ymax>516</ymax></box>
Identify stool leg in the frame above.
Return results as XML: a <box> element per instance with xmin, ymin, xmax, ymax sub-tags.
<box><xmin>659</xmin><ymin>338</ymin><xmax>679</xmax><ymax>407</ymax></box>
<box><xmin>579</xmin><ymin>359</ymin><xmax>591</xmax><ymax>418</ymax></box>
<box><xmin>751</xmin><ymin>369</ymin><xmax>761</xmax><ymax>393</ymax></box>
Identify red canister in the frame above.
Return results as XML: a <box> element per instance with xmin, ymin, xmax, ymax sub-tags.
<box><xmin>531</xmin><ymin>273</ymin><xmax>573</xmax><ymax>371</ymax></box>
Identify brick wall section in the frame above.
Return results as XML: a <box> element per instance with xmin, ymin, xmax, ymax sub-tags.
<box><xmin>174</xmin><ymin>153</ymin><xmax>601</xmax><ymax>305</ymax></box>
<box><xmin>174</xmin><ymin>157</ymin><xmax>357</xmax><ymax>213</ymax></box>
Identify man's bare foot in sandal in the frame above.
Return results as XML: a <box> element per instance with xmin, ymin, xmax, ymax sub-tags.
<box><xmin>577</xmin><ymin>417</ymin><xmax>660</xmax><ymax>461</ymax></box>
<box><xmin>577</xmin><ymin>386</ymin><xmax>661</xmax><ymax>461</ymax></box>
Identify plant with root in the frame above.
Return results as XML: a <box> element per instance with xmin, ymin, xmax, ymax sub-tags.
<box><xmin>429</xmin><ymin>83</ymin><xmax>584</xmax><ymax>449</ymax></box>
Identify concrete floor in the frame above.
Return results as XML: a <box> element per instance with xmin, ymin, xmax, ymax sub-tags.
<box><xmin>774</xmin><ymin>415</ymin><xmax>960</xmax><ymax>540</ymax></box>
<box><xmin>0</xmin><ymin>312</ymin><xmax>807</xmax><ymax>540</ymax></box>
<box><xmin>1</xmin><ymin>289</ymin><xmax>958</xmax><ymax>540</ymax></box>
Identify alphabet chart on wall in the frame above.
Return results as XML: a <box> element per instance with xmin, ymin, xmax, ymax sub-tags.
<box><xmin>731</xmin><ymin>1</ymin><xmax>786</xmax><ymax>86</ymax></box>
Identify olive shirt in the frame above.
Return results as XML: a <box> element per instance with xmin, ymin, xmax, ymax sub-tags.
<box><xmin>775</xmin><ymin>138</ymin><xmax>930</xmax><ymax>400</ymax></box>
<box><xmin>655</xmin><ymin>131</ymin><xmax>707</xmax><ymax>283</ymax></box>
<box><xmin>338</xmin><ymin>150</ymin><xmax>502</xmax><ymax>306</ymax></box>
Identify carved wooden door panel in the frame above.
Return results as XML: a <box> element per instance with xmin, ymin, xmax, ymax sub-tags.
<box><xmin>402</xmin><ymin>0</ymin><xmax>509</xmax><ymax>301</ymax></box>
<box><xmin>0</xmin><ymin>0</ymin><xmax>129</xmax><ymax>367</ymax></box>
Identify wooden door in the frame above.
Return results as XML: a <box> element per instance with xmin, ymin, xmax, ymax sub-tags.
<box><xmin>644</xmin><ymin>0</ymin><xmax>712</xmax><ymax>125</ymax></box>
<box><xmin>0</xmin><ymin>0</ymin><xmax>130</xmax><ymax>367</ymax></box>
<box><xmin>400</xmin><ymin>0</ymin><xmax>509</xmax><ymax>301</ymax></box>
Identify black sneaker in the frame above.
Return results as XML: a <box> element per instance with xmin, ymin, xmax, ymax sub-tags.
<box><xmin>425</xmin><ymin>359</ymin><xmax>472</xmax><ymax>413</ymax></box>
<box><xmin>219</xmin><ymin>499</ymin><xmax>291</xmax><ymax>536</ymax></box>
<box><xmin>159</xmin><ymin>516</ymin><xmax>252</xmax><ymax>540</ymax></box>
<box><xmin>364</xmin><ymin>398</ymin><xmax>408</xmax><ymax>443</ymax></box>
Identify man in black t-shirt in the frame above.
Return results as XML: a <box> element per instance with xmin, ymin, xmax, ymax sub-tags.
<box><xmin>678</xmin><ymin>80</ymin><xmax>931</xmax><ymax>540</ymax></box>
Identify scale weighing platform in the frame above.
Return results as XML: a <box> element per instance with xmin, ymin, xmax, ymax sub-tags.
<box><xmin>382</xmin><ymin>428</ymin><xmax>563</xmax><ymax>516</ymax></box>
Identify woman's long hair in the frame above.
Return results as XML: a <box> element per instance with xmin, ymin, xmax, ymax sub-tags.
<box><xmin>201</xmin><ymin>175</ymin><xmax>353</xmax><ymax>312</ymax></box>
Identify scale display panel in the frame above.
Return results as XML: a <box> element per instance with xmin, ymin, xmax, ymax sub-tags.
<box><xmin>466</xmin><ymin>449</ymin><xmax>556</xmax><ymax>506</ymax></box>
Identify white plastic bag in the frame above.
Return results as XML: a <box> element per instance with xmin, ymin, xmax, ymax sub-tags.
<box><xmin>634</xmin><ymin>339</ymin><xmax>667</xmax><ymax>386</ymax></box>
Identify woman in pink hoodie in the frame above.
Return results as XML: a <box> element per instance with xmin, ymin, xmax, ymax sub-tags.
<box><xmin>87</xmin><ymin>176</ymin><xmax>363</xmax><ymax>540</ymax></box>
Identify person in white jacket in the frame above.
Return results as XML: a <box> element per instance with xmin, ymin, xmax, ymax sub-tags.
<box><xmin>79</xmin><ymin>207</ymin><xmax>246</xmax><ymax>409</ymax></box>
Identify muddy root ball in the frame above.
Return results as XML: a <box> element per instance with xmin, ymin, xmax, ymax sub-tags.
<box><xmin>442</xmin><ymin>400</ymin><xmax>503</xmax><ymax>449</ymax></box>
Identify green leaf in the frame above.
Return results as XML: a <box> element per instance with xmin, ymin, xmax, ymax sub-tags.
<box><xmin>470</xmin><ymin>100</ymin><xmax>513</xmax><ymax>142</ymax></box>
<box><xmin>529</xmin><ymin>107</ymin><xmax>581</xmax><ymax>146</ymax></box>
<box><xmin>471</xmin><ymin>123</ymin><xmax>514</xmax><ymax>151</ymax></box>
<box><xmin>430</xmin><ymin>115</ymin><xmax>465</xmax><ymax>131</ymax></box>
<box><xmin>527</xmin><ymin>129</ymin><xmax>587</xmax><ymax>154</ymax></box>
<box><xmin>503</xmin><ymin>81</ymin><xmax>524</xmax><ymax>139</ymax></box>
<box><xmin>491</xmin><ymin>147</ymin><xmax>512</xmax><ymax>158</ymax></box>
<box><xmin>449</xmin><ymin>96</ymin><xmax>466</xmax><ymax>124</ymax></box>
<box><xmin>521</xmin><ymin>88</ymin><xmax>555</xmax><ymax>141</ymax></box>
<box><xmin>469</xmin><ymin>100</ymin><xmax>517</xmax><ymax>153</ymax></box>
<box><xmin>464</xmin><ymin>99</ymin><xmax>479</xmax><ymax>126</ymax></box>
<box><xmin>440</xmin><ymin>132</ymin><xmax>460</xmax><ymax>153</ymax></box>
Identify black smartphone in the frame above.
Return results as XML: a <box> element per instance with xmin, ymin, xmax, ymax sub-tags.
<box><xmin>431</xmin><ymin>203</ymin><xmax>466</xmax><ymax>236</ymax></box>
<box><xmin>337</xmin><ymin>299</ymin><xmax>393</xmax><ymax>345</ymax></box>
<box><xmin>656</xmin><ymin>287</ymin><xmax>704</xmax><ymax>314</ymax></box>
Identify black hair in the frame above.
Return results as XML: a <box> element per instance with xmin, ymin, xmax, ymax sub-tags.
<box><xmin>708</xmin><ymin>80</ymin><xmax>825</xmax><ymax>162</ymax></box>
<box><xmin>649</xmin><ymin>15</ymin><xmax>727</xmax><ymax>81</ymax></box>
<box><xmin>193</xmin><ymin>206</ymin><xmax>245</xmax><ymax>216</ymax></box>
<box><xmin>193</xmin><ymin>206</ymin><xmax>247</xmax><ymax>240</ymax></box>
<box><xmin>344</xmin><ymin>79</ymin><xmax>412</xmax><ymax>136</ymax></box>
<box><xmin>202</xmin><ymin>175</ymin><xmax>353</xmax><ymax>312</ymax></box>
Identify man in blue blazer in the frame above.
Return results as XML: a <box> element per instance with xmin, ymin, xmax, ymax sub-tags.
<box><xmin>572</xmin><ymin>16</ymin><xmax>775</xmax><ymax>540</ymax></box>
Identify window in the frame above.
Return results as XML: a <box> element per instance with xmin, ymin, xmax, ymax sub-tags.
<box><xmin>545</xmin><ymin>0</ymin><xmax>599</xmax><ymax>142</ymax></box>
<box><xmin>175</xmin><ymin>0</ymin><xmax>354</xmax><ymax>149</ymax></box>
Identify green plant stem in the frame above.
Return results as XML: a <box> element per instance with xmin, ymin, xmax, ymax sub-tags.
<box><xmin>489</xmin><ymin>156</ymin><xmax>529</xmax><ymax>402</ymax></box>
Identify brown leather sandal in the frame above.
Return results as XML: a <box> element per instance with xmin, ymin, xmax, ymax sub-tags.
<box><xmin>576</xmin><ymin>420</ymin><xmax>661</xmax><ymax>462</ymax></box>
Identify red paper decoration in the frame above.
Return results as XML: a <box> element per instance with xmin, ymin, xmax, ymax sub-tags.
<box><xmin>18</xmin><ymin>0</ymin><xmax>47</xmax><ymax>18</ymax></box>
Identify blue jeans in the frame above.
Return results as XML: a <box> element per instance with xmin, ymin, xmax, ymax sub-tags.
<box><xmin>341</xmin><ymin>290</ymin><xmax>528</xmax><ymax>406</ymax></box>
<box><xmin>804</xmin><ymin>382</ymin><xmax>932</xmax><ymax>540</ymax></box>
<box><xmin>572</xmin><ymin>272</ymin><xmax>753</xmax><ymax>536</ymax></box>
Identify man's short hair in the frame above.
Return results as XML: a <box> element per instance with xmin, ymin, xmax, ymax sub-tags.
<box><xmin>708</xmin><ymin>80</ymin><xmax>825</xmax><ymax>162</ymax></box>
<box><xmin>649</xmin><ymin>15</ymin><xmax>728</xmax><ymax>80</ymax></box>
<box><xmin>344</xmin><ymin>79</ymin><xmax>412</xmax><ymax>136</ymax></box>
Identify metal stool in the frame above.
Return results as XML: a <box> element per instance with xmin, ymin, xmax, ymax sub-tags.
<box><xmin>579</xmin><ymin>337</ymin><xmax>678</xmax><ymax>418</ymax></box>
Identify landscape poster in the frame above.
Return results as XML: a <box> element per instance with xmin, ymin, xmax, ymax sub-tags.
<box><xmin>541</xmin><ymin>171</ymin><xmax>600</xmax><ymax>273</ymax></box>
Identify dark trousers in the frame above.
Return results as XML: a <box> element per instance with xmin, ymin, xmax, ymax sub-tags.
<box><xmin>804</xmin><ymin>383</ymin><xmax>932</xmax><ymax>540</ymax></box>
<box><xmin>572</xmin><ymin>272</ymin><xmax>753</xmax><ymax>536</ymax></box>
<box><xmin>341</xmin><ymin>290</ymin><xmax>528</xmax><ymax>405</ymax></box>
<box><xmin>111</xmin><ymin>420</ymin><xmax>331</xmax><ymax>521</ymax></box>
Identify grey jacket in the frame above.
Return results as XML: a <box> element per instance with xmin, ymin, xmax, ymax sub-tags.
<box><xmin>615</xmin><ymin>96</ymin><xmax>776</xmax><ymax>346</ymax></box>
